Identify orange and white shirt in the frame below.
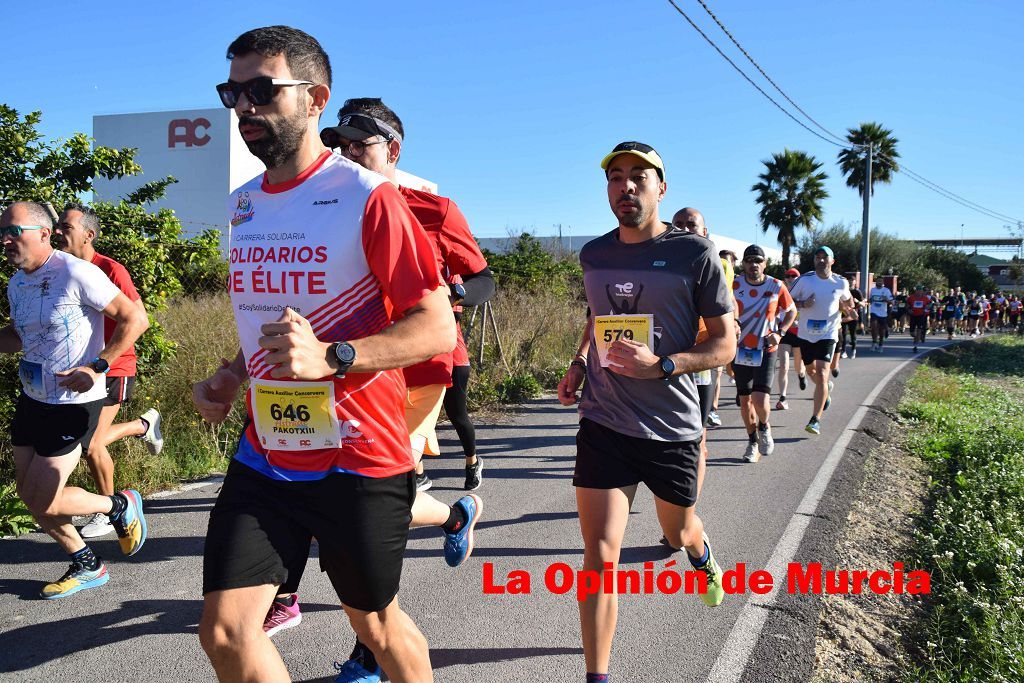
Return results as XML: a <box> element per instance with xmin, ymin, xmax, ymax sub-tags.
<box><xmin>732</xmin><ymin>275</ymin><xmax>794</xmax><ymax>352</ymax></box>
<box><xmin>227</xmin><ymin>151</ymin><xmax>443</xmax><ymax>481</ymax></box>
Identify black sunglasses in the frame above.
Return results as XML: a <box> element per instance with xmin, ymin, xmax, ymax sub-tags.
<box><xmin>216</xmin><ymin>77</ymin><xmax>313</xmax><ymax>108</ymax></box>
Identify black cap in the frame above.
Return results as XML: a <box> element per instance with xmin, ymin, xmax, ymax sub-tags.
<box><xmin>320</xmin><ymin>113</ymin><xmax>402</xmax><ymax>148</ymax></box>
<box><xmin>742</xmin><ymin>245</ymin><xmax>766</xmax><ymax>261</ymax></box>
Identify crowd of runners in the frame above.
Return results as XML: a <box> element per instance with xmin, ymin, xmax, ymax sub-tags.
<box><xmin>3</xmin><ymin>23</ymin><xmax>1021</xmax><ymax>683</ymax></box>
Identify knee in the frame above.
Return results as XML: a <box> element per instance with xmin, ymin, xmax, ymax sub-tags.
<box><xmin>199</xmin><ymin>611</ymin><xmax>260</xmax><ymax>660</ymax></box>
<box><xmin>581</xmin><ymin>538</ymin><xmax>622</xmax><ymax>568</ymax></box>
<box><xmin>347</xmin><ymin>611</ymin><xmax>391</xmax><ymax>653</ymax></box>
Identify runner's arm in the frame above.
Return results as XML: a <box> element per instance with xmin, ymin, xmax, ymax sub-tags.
<box><xmin>665</xmin><ymin>313</ymin><xmax>735</xmax><ymax>376</ymax></box>
<box><xmin>0</xmin><ymin>325</ymin><xmax>22</xmax><ymax>353</ymax></box>
<box><xmin>99</xmin><ymin>292</ymin><xmax>150</xmax><ymax>366</ymax></box>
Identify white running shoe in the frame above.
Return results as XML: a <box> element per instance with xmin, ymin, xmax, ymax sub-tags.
<box><xmin>140</xmin><ymin>409</ymin><xmax>163</xmax><ymax>455</ymax></box>
<box><xmin>80</xmin><ymin>513</ymin><xmax>115</xmax><ymax>539</ymax></box>
<box><xmin>757</xmin><ymin>425</ymin><xmax>775</xmax><ymax>456</ymax></box>
<box><xmin>743</xmin><ymin>441</ymin><xmax>760</xmax><ymax>463</ymax></box>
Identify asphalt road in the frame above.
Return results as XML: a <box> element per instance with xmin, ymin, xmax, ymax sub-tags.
<box><xmin>0</xmin><ymin>334</ymin><xmax>935</xmax><ymax>682</ymax></box>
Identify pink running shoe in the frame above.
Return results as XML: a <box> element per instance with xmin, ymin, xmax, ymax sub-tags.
<box><xmin>263</xmin><ymin>594</ymin><xmax>302</xmax><ymax>637</ymax></box>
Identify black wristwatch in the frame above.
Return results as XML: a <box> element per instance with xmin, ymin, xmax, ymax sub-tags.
<box><xmin>331</xmin><ymin>342</ymin><xmax>356</xmax><ymax>377</ymax></box>
<box><xmin>89</xmin><ymin>357</ymin><xmax>110</xmax><ymax>374</ymax></box>
<box><xmin>659</xmin><ymin>356</ymin><xmax>676</xmax><ymax>381</ymax></box>
<box><xmin>449</xmin><ymin>282</ymin><xmax>466</xmax><ymax>307</ymax></box>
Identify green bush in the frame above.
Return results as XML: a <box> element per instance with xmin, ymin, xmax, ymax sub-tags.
<box><xmin>496</xmin><ymin>373</ymin><xmax>542</xmax><ymax>403</ymax></box>
<box><xmin>0</xmin><ymin>481</ymin><xmax>35</xmax><ymax>536</ymax></box>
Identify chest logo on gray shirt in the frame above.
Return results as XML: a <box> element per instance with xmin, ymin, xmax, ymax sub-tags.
<box><xmin>606</xmin><ymin>282</ymin><xmax>645</xmax><ymax>314</ymax></box>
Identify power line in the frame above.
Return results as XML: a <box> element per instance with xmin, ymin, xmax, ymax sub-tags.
<box><xmin>663</xmin><ymin>0</ymin><xmax>854</xmax><ymax>150</ymax></box>
<box><xmin>693</xmin><ymin>0</ymin><xmax>859</xmax><ymax>149</ymax></box>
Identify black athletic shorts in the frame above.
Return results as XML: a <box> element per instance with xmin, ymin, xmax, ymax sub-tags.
<box><xmin>11</xmin><ymin>393</ymin><xmax>103</xmax><ymax>457</ymax></box>
<box><xmin>798</xmin><ymin>338</ymin><xmax>837</xmax><ymax>363</ymax></box>
<box><xmin>909</xmin><ymin>315</ymin><xmax>928</xmax><ymax>332</ymax></box>
<box><xmin>573</xmin><ymin>418</ymin><xmax>701</xmax><ymax>508</ymax></box>
<box><xmin>869</xmin><ymin>313</ymin><xmax>887</xmax><ymax>324</ymax></box>
<box><xmin>733</xmin><ymin>348</ymin><xmax>778</xmax><ymax>397</ymax></box>
<box><xmin>104</xmin><ymin>375</ymin><xmax>135</xmax><ymax>407</ymax></box>
<box><xmin>780</xmin><ymin>330</ymin><xmax>801</xmax><ymax>348</ymax></box>
<box><xmin>203</xmin><ymin>459</ymin><xmax>416</xmax><ymax>612</ymax></box>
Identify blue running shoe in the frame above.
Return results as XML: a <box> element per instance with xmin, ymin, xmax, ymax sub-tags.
<box><xmin>41</xmin><ymin>561</ymin><xmax>109</xmax><ymax>599</ymax></box>
<box><xmin>111</xmin><ymin>489</ymin><xmax>147</xmax><ymax>556</ymax></box>
<box><xmin>444</xmin><ymin>494</ymin><xmax>482</xmax><ymax>568</ymax></box>
<box><xmin>332</xmin><ymin>658</ymin><xmax>381</xmax><ymax>683</ymax></box>
<box><xmin>805</xmin><ymin>418</ymin><xmax>821</xmax><ymax>435</ymax></box>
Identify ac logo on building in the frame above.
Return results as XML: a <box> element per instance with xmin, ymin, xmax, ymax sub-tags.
<box><xmin>168</xmin><ymin>118</ymin><xmax>211</xmax><ymax>148</ymax></box>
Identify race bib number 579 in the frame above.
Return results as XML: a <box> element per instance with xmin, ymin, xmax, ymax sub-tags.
<box><xmin>251</xmin><ymin>380</ymin><xmax>340</xmax><ymax>451</ymax></box>
<box><xmin>593</xmin><ymin>314</ymin><xmax>654</xmax><ymax>368</ymax></box>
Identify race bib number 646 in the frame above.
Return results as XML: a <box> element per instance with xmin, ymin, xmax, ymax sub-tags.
<box><xmin>251</xmin><ymin>379</ymin><xmax>340</xmax><ymax>451</ymax></box>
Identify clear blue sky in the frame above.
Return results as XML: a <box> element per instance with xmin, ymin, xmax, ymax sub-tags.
<box><xmin>3</xmin><ymin>0</ymin><xmax>1022</xmax><ymax>251</ymax></box>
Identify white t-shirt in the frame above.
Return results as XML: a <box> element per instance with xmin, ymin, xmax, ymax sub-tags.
<box><xmin>8</xmin><ymin>250</ymin><xmax>120</xmax><ymax>404</ymax></box>
<box><xmin>868</xmin><ymin>287</ymin><xmax>894</xmax><ymax>317</ymax></box>
<box><xmin>788</xmin><ymin>271</ymin><xmax>852</xmax><ymax>342</ymax></box>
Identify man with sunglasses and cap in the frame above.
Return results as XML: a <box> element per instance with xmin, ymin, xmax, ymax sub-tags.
<box><xmin>0</xmin><ymin>201</ymin><xmax>150</xmax><ymax>599</ymax></box>
<box><xmin>558</xmin><ymin>142</ymin><xmax>735</xmax><ymax>682</ymax></box>
<box><xmin>732</xmin><ymin>245</ymin><xmax>796</xmax><ymax>462</ymax></box>
<box><xmin>194</xmin><ymin>26</ymin><xmax>452</xmax><ymax>683</ymax></box>
<box><xmin>787</xmin><ymin>246</ymin><xmax>855</xmax><ymax>435</ymax></box>
<box><xmin>312</xmin><ymin>98</ymin><xmax>491</xmax><ymax>683</ymax></box>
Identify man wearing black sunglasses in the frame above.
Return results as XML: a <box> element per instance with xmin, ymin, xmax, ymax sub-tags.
<box><xmin>317</xmin><ymin>98</ymin><xmax>494</xmax><ymax>683</ymax></box>
<box><xmin>194</xmin><ymin>26</ymin><xmax>451</xmax><ymax>683</ymax></box>
<box><xmin>0</xmin><ymin>201</ymin><xmax>151</xmax><ymax>600</ymax></box>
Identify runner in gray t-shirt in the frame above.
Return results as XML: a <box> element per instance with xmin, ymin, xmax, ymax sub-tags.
<box><xmin>557</xmin><ymin>141</ymin><xmax>736</xmax><ymax>681</ymax></box>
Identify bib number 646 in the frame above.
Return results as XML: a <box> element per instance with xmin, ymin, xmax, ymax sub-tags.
<box><xmin>270</xmin><ymin>403</ymin><xmax>311</xmax><ymax>422</ymax></box>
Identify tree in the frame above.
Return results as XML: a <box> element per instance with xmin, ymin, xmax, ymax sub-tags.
<box><xmin>751</xmin><ymin>149</ymin><xmax>829</xmax><ymax>268</ymax></box>
<box><xmin>836</xmin><ymin>122</ymin><xmax>900</xmax><ymax>197</ymax></box>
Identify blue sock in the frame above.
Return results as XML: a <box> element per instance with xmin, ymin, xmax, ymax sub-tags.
<box><xmin>586</xmin><ymin>675</ymin><xmax>609</xmax><ymax>682</ymax></box>
<box><xmin>687</xmin><ymin>542</ymin><xmax>710</xmax><ymax>568</ymax></box>
<box><xmin>71</xmin><ymin>545</ymin><xmax>100</xmax><ymax>571</ymax></box>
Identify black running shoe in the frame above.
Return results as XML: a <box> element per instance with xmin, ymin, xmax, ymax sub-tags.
<box><xmin>465</xmin><ymin>458</ymin><xmax>482</xmax><ymax>491</ymax></box>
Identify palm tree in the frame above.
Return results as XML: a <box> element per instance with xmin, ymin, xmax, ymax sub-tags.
<box><xmin>751</xmin><ymin>149</ymin><xmax>829</xmax><ymax>268</ymax></box>
<box><xmin>836</xmin><ymin>122</ymin><xmax>900</xmax><ymax>196</ymax></box>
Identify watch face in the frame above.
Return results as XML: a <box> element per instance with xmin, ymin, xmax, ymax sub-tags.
<box><xmin>336</xmin><ymin>343</ymin><xmax>356</xmax><ymax>363</ymax></box>
<box><xmin>660</xmin><ymin>358</ymin><xmax>674</xmax><ymax>376</ymax></box>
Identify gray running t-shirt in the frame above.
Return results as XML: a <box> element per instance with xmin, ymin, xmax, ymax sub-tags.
<box><xmin>578</xmin><ymin>226</ymin><xmax>733</xmax><ymax>442</ymax></box>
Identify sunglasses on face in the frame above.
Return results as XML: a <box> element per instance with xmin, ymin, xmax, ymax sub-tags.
<box><xmin>0</xmin><ymin>225</ymin><xmax>44</xmax><ymax>238</ymax></box>
<box><xmin>319</xmin><ymin>130</ymin><xmax>389</xmax><ymax>158</ymax></box>
<box><xmin>216</xmin><ymin>77</ymin><xmax>313</xmax><ymax>108</ymax></box>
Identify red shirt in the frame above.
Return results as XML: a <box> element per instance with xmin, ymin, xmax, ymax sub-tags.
<box><xmin>907</xmin><ymin>293</ymin><xmax>931</xmax><ymax>316</ymax></box>
<box><xmin>399</xmin><ymin>186</ymin><xmax>487</xmax><ymax>386</ymax></box>
<box><xmin>91</xmin><ymin>252</ymin><xmax>141</xmax><ymax>377</ymax></box>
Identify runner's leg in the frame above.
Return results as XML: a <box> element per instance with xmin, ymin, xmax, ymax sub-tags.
<box><xmin>85</xmin><ymin>404</ymin><xmax>120</xmax><ymax>496</ymax></box>
<box><xmin>776</xmin><ymin>344</ymin><xmax>790</xmax><ymax>398</ymax></box>
<box><xmin>343</xmin><ymin>599</ymin><xmax>432</xmax><ymax>683</ymax></box>
<box><xmin>576</xmin><ymin>485</ymin><xmax>635</xmax><ymax>676</ymax></box>
<box><xmin>200</xmin><ymin>585</ymin><xmax>289</xmax><ymax>683</ymax></box>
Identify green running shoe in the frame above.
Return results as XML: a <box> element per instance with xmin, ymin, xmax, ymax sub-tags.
<box><xmin>693</xmin><ymin>531</ymin><xmax>725</xmax><ymax>607</ymax></box>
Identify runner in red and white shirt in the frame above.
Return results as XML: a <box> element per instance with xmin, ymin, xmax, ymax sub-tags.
<box><xmin>54</xmin><ymin>204</ymin><xmax>163</xmax><ymax>540</ymax></box>
<box><xmin>319</xmin><ymin>98</ymin><xmax>493</xmax><ymax>682</ymax></box>
<box><xmin>192</xmin><ymin>27</ymin><xmax>453</xmax><ymax>682</ymax></box>
<box><xmin>731</xmin><ymin>245</ymin><xmax>796</xmax><ymax>462</ymax></box>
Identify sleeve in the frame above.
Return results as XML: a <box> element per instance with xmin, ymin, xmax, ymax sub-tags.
<box><xmin>788</xmin><ymin>277</ymin><xmax>806</xmax><ymax>302</ymax></box>
<box><xmin>437</xmin><ymin>199</ymin><xmax>488</xmax><ymax>277</ymax></box>
<box><xmin>778</xmin><ymin>283</ymin><xmax>795</xmax><ymax>311</ymax></box>
<box><xmin>74</xmin><ymin>261</ymin><xmax>122</xmax><ymax>312</ymax></box>
<box><xmin>694</xmin><ymin>247</ymin><xmax>733</xmax><ymax>318</ymax></box>
<box><xmin>841</xmin><ymin>280</ymin><xmax>853</xmax><ymax>302</ymax></box>
<box><xmin>107</xmin><ymin>262</ymin><xmax>141</xmax><ymax>301</ymax></box>
<box><xmin>362</xmin><ymin>183</ymin><xmax>444</xmax><ymax>315</ymax></box>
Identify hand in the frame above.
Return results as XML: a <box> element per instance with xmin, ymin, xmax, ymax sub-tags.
<box><xmin>56</xmin><ymin>366</ymin><xmax>98</xmax><ymax>393</ymax></box>
<box><xmin>767</xmin><ymin>332</ymin><xmax>782</xmax><ymax>347</ymax></box>
<box><xmin>606</xmin><ymin>338</ymin><xmax>661</xmax><ymax>379</ymax></box>
<box><xmin>557</xmin><ymin>364</ymin><xmax>585</xmax><ymax>406</ymax></box>
<box><xmin>192</xmin><ymin>358</ymin><xmax>243</xmax><ymax>424</ymax></box>
<box><xmin>801</xmin><ymin>294</ymin><xmax>816</xmax><ymax>309</ymax></box>
<box><xmin>258</xmin><ymin>308</ymin><xmax>334</xmax><ymax>380</ymax></box>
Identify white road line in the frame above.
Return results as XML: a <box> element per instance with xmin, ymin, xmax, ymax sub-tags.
<box><xmin>147</xmin><ymin>475</ymin><xmax>224</xmax><ymax>499</ymax></box>
<box><xmin>706</xmin><ymin>344</ymin><xmax>943</xmax><ymax>683</ymax></box>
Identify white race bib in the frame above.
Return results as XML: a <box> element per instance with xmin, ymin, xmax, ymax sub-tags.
<box><xmin>694</xmin><ymin>369</ymin><xmax>712</xmax><ymax>386</ymax></box>
<box><xmin>804</xmin><ymin>318</ymin><xmax>828</xmax><ymax>338</ymax></box>
<box><xmin>734</xmin><ymin>347</ymin><xmax>765</xmax><ymax>367</ymax></box>
<box><xmin>19</xmin><ymin>360</ymin><xmax>45</xmax><ymax>401</ymax></box>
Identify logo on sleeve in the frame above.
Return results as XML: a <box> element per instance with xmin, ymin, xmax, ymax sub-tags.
<box><xmin>231</xmin><ymin>192</ymin><xmax>255</xmax><ymax>227</ymax></box>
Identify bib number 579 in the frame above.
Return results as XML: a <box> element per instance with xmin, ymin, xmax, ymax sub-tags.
<box><xmin>603</xmin><ymin>328</ymin><xmax>635</xmax><ymax>343</ymax></box>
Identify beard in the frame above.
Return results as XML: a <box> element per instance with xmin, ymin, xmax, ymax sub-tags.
<box><xmin>239</xmin><ymin>108</ymin><xmax>307</xmax><ymax>170</ymax></box>
<box><xmin>615</xmin><ymin>199</ymin><xmax>652</xmax><ymax>228</ymax></box>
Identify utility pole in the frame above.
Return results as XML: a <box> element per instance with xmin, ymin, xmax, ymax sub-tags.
<box><xmin>859</xmin><ymin>143</ymin><xmax>873</xmax><ymax>290</ymax></box>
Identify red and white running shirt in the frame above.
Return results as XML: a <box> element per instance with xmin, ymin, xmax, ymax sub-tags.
<box><xmin>227</xmin><ymin>151</ymin><xmax>443</xmax><ymax>481</ymax></box>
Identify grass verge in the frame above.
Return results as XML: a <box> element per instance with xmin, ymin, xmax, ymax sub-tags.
<box><xmin>899</xmin><ymin>336</ymin><xmax>1024</xmax><ymax>681</ymax></box>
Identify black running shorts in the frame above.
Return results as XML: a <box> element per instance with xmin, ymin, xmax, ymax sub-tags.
<box><xmin>573</xmin><ymin>418</ymin><xmax>701</xmax><ymax>508</ymax></box>
<box><xmin>733</xmin><ymin>349</ymin><xmax>778</xmax><ymax>396</ymax></box>
<box><xmin>103</xmin><ymin>375</ymin><xmax>135</xmax><ymax>407</ymax></box>
<box><xmin>780</xmin><ymin>330</ymin><xmax>801</xmax><ymax>348</ymax></box>
<box><xmin>869</xmin><ymin>313</ymin><xmax>887</xmax><ymax>324</ymax></box>
<box><xmin>909</xmin><ymin>316</ymin><xmax>928</xmax><ymax>333</ymax></box>
<box><xmin>798</xmin><ymin>338</ymin><xmax>837</xmax><ymax>363</ymax></box>
<box><xmin>11</xmin><ymin>393</ymin><xmax>103</xmax><ymax>457</ymax></box>
<box><xmin>203</xmin><ymin>459</ymin><xmax>416</xmax><ymax>612</ymax></box>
